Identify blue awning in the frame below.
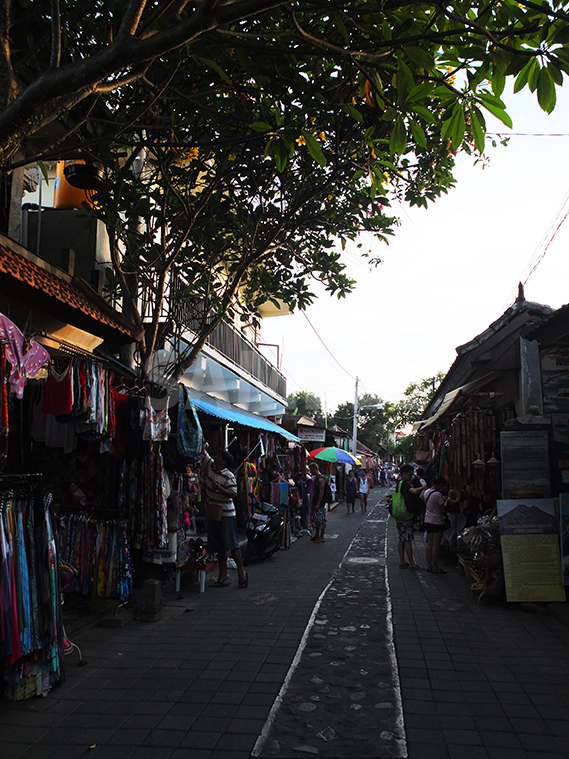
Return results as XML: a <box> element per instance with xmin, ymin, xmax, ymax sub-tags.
<box><xmin>188</xmin><ymin>391</ymin><xmax>300</xmax><ymax>442</ymax></box>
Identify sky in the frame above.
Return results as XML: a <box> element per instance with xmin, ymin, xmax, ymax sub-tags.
<box><xmin>259</xmin><ymin>82</ymin><xmax>569</xmax><ymax>416</ymax></box>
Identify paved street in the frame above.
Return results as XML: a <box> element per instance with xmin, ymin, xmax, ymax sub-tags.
<box><xmin>2</xmin><ymin>487</ymin><xmax>569</xmax><ymax>759</ymax></box>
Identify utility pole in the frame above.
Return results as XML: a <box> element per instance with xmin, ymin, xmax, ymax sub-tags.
<box><xmin>352</xmin><ymin>376</ymin><xmax>359</xmax><ymax>456</ymax></box>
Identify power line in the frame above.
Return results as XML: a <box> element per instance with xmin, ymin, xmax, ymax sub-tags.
<box><xmin>302</xmin><ymin>312</ymin><xmax>356</xmax><ymax>380</ymax></box>
<box><xmin>499</xmin><ymin>188</ymin><xmax>569</xmax><ymax>313</ymax></box>
<box><xmin>487</xmin><ymin>132</ymin><xmax>569</xmax><ymax>137</ymax></box>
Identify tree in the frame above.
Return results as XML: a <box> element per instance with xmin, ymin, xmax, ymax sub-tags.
<box><xmin>286</xmin><ymin>391</ymin><xmax>324</xmax><ymax>424</ymax></box>
<box><xmin>392</xmin><ymin>373</ymin><xmax>445</xmax><ymax>429</ymax></box>
<box><xmin>3</xmin><ymin>1</ymin><xmax>569</xmax><ymax>172</ymax></box>
<box><xmin>329</xmin><ymin>393</ymin><xmax>392</xmax><ymax>452</ymax></box>
<box><xmin>4</xmin><ymin>3</ymin><xmax>569</xmax><ymax>379</ymax></box>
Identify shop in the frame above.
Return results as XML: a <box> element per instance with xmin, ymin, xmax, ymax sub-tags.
<box><xmin>417</xmin><ymin>289</ymin><xmax>569</xmax><ymax>604</ymax></box>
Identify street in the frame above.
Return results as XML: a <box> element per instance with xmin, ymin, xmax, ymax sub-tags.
<box><xmin>2</xmin><ymin>488</ymin><xmax>569</xmax><ymax>759</ymax></box>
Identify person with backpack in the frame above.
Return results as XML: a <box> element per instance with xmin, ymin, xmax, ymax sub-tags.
<box><xmin>309</xmin><ymin>462</ymin><xmax>330</xmax><ymax>543</ymax></box>
<box><xmin>393</xmin><ymin>464</ymin><xmax>426</xmax><ymax>569</ymax></box>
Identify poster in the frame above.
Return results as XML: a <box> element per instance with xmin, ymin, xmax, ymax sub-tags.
<box><xmin>500</xmin><ymin>430</ymin><xmax>550</xmax><ymax>499</ymax></box>
<box><xmin>542</xmin><ymin>348</ymin><xmax>569</xmax><ymax>414</ymax></box>
<box><xmin>497</xmin><ymin>498</ymin><xmax>565</xmax><ymax>602</ymax></box>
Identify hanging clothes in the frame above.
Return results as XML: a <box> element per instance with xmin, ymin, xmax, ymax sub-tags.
<box><xmin>0</xmin><ymin>481</ymin><xmax>64</xmax><ymax>700</ymax></box>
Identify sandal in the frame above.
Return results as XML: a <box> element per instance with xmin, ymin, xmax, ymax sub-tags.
<box><xmin>238</xmin><ymin>573</ymin><xmax>248</xmax><ymax>588</ymax></box>
<box><xmin>213</xmin><ymin>577</ymin><xmax>231</xmax><ymax>587</ymax></box>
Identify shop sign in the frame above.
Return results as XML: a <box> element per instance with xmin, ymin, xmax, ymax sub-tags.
<box><xmin>497</xmin><ymin>498</ymin><xmax>565</xmax><ymax>602</ymax></box>
<box><xmin>298</xmin><ymin>426</ymin><xmax>326</xmax><ymax>442</ymax></box>
<box><xmin>500</xmin><ymin>430</ymin><xmax>550</xmax><ymax>499</ymax></box>
<box><xmin>542</xmin><ymin>348</ymin><xmax>569</xmax><ymax>413</ymax></box>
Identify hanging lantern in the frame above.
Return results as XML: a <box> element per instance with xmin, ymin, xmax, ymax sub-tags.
<box><xmin>63</xmin><ymin>159</ymin><xmax>104</xmax><ymax>190</ymax></box>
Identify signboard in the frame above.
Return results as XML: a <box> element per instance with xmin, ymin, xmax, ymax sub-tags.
<box><xmin>542</xmin><ymin>348</ymin><xmax>569</xmax><ymax>414</ymax></box>
<box><xmin>560</xmin><ymin>494</ymin><xmax>569</xmax><ymax>586</ymax></box>
<box><xmin>497</xmin><ymin>498</ymin><xmax>565</xmax><ymax>602</ymax></box>
<box><xmin>298</xmin><ymin>426</ymin><xmax>326</xmax><ymax>442</ymax></box>
<box><xmin>500</xmin><ymin>430</ymin><xmax>550</xmax><ymax>499</ymax></box>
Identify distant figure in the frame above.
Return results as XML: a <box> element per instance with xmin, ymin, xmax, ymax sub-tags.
<box><xmin>345</xmin><ymin>469</ymin><xmax>357</xmax><ymax>514</ymax></box>
<box><xmin>309</xmin><ymin>462</ymin><xmax>327</xmax><ymax>543</ymax></box>
<box><xmin>358</xmin><ymin>469</ymin><xmax>371</xmax><ymax>513</ymax></box>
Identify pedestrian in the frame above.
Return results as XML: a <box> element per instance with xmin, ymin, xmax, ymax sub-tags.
<box><xmin>395</xmin><ymin>463</ymin><xmax>426</xmax><ymax>570</ymax></box>
<box><xmin>423</xmin><ymin>475</ymin><xmax>448</xmax><ymax>574</ymax></box>
<box><xmin>202</xmin><ymin>446</ymin><xmax>249</xmax><ymax>588</ymax></box>
<box><xmin>309</xmin><ymin>462</ymin><xmax>328</xmax><ymax>543</ymax></box>
<box><xmin>345</xmin><ymin>468</ymin><xmax>357</xmax><ymax>514</ymax></box>
<box><xmin>358</xmin><ymin>469</ymin><xmax>371</xmax><ymax>513</ymax></box>
<box><xmin>379</xmin><ymin>467</ymin><xmax>387</xmax><ymax>487</ymax></box>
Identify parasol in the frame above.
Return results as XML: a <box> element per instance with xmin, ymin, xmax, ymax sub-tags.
<box><xmin>307</xmin><ymin>447</ymin><xmax>361</xmax><ymax>465</ymax></box>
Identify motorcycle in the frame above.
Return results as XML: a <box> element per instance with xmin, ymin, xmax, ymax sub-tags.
<box><xmin>243</xmin><ymin>502</ymin><xmax>285</xmax><ymax>565</ymax></box>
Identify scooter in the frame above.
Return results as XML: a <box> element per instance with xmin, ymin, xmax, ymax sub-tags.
<box><xmin>243</xmin><ymin>502</ymin><xmax>285</xmax><ymax>565</ymax></box>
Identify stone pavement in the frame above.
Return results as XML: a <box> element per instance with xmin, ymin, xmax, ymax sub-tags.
<box><xmin>390</xmin><ymin>515</ymin><xmax>569</xmax><ymax>759</ymax></box>
<box><xmin>3</xmin><ymin>487</ymin><xmax>569</xmax><ymax>759</ymax></box>
<box><xmin>0</xmin><ymin>490</ymin><xmax>382</xmax><ymax>759</ymax></box>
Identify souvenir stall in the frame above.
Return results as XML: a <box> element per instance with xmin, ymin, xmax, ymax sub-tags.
<box><xmin>0</xmin><ymin>318</ymin><xmax>65</xmax><ymax>700</ymax></box>
<box><xmin>1</xmin><ymin>307</ymin><xmax>209</xmax><ymax>620</ymax></box>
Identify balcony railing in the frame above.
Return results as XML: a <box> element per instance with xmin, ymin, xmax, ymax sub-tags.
<box><xmin>168</xmin><ymin>273</ymin><xmax>286</xmax><ymax>398</ymax></box>
<box><xmin>204</xmin><ymin>320</ymin><xmax>286</xmax><ymax>399</ymax></box>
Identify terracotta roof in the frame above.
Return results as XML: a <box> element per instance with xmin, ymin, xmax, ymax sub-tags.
<box><xmin>0</xmin><ymin>243</ymin><xmax>139</xmax><ymax>342</ymax></box>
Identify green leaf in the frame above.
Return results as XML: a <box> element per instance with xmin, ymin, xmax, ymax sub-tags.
<box><xmin>302</xmin><ymin>132</ymin><xmax>327</xmax><ymax>167</ymax></box>
<box><xmin>406</xmin><ymin>46</ymin><xmax>435</xmax><ymax>71</ymax></box>
<box><xmin>197</xmin><ymin>57</ymin><xmax>232</xmax><ymax>85</ymax></box>
<box><xmin>408</xmin><ymin>120</ymin><xmax>427</xmax><ymax>149</ymax></box>
<box><xmin>491</xmin><ymin>60</ymin><xmax>506</xmax><ymax>97</ymax></box>
<box><xmin>537</xmin><ymin>66</ymin><xmax>556</xmax><ymax>113</ymax></box>
<box><xmin>389</xmin><ymin>115</ymin><xmax>407</xmax><ymax>154</ymax></box>
<box><xmin>410</xmin><ymin>105</ymin><xmax>437</xmax><ymax>125</ymax></box>
<box><xmin>513</xmin><ymin>59</ymin><xmax>534</xmax><ymax>93</ymax></box>
<box><xmin>548</xmin><ymin>63</ymin><xmax>564</xmax><ymax>86</ymax></box>
<box><xmin>342</xmin><ymin>104</ymin><xmax>363</xmax><ymax>122</ymax></box>
<box><xmin>553</xmin><ymin>24</ymin><xmax>569</xmax><ymax>45</ymax></box>
<box><xmin>395</xmin><ymin>58</ymin><xmax>415</xmax><ymax>101</ymax></box>
<box><xmin>528</xmin><ymin>60</ymin><xmax>541</xmax><ymax>92</ymax></box>
<box><xmin>249</xmin><ymin>122</ymin><xmax>273</xmax><ymax>132</ymax></box>
<box><xmin>407</xmin><ymin>83</ymin><xmax>435</xmax><ymax>102</ymax></box>
<box><xmin>37</xmin><ymin>161</ymin><xmax>50</xmax><ymax>184</ymax></box>
<box><xmin>469</xmin><ymin>108</ymin><xmax>485</xmax><ymax>153</ymax></box>
<box><xmin>477</xmin><ymin>99</ymin><xmax>513</xmax><ymax>128</ymax></box>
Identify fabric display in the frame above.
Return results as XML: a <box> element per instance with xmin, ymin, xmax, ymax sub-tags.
<box><xmin>0</xmin><ymin>480</ymin><xmax>63</xmax><ymax>700</ymax></box>
<box><xmin>0</xmin><ymin>313</ymin><xmax>50</xmax><ymax>400</ymax></box>
<box><xmin>57</xmin><ymin>512</ymin><xmax>133</xmax><ymax>601</ymax></box>
<box><xmin>32</xmin><ymin>357</ymin><xmax>116</xmax><ymax>453</ymax></box>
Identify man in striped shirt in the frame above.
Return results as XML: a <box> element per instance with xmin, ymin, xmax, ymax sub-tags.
<box><xmin>203</xmin><ymin>447</ymin><xmax>248</xmax><ymax>588</ymax></box>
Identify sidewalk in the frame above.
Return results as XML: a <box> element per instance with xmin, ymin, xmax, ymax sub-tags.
<box><xmin>388</xmin><ymin>517</ymin><xmax>569</xmax><ymax>759</ymax></box>
<box><xmin>0</xmin><ymin>495</ymin><xmax>374</xmax><ymax>759</ymax></box>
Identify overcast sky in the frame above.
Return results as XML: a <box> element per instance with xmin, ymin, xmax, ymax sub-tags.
<box><xmin>260</xmin><ymin>83</ymin><xmax>569</xmax><ymax>416</ymax></box>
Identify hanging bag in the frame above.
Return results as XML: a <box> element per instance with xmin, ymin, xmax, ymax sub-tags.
<box><xmin>177</xmin><ymin>385</ymin><xmax>203</xmax><ymax>459</ymax></box>
<box><xmin>391</xmin><ymin>480</ymin><xmax>414</xmax><ymax>521</ymax></box>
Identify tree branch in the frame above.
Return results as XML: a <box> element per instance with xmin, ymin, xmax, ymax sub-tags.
<box><xmin>1</xmin><ymin>0</ymin><xmax>18</xmax><ymax>107</ymax></box>
<box><xmin>50</xmin><ymin>0</ymin><xmax>61</xmax><ymax>68</ymax></box>
<box><xmin>118</xmin><ymin>0</ymin><xmax>148</xmax><ymax>38</ymax></box>
<box><xmin>0</xmin><ymin>0</ymin><xmax>290</xmax><ymax>163</ymax></box>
